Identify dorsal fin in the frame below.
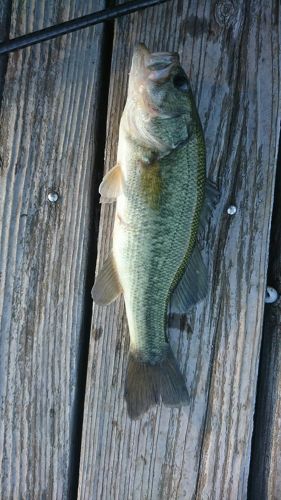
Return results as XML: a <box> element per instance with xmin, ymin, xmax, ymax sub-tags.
<box><xmin>170</xmin><ymin>244</ymin><xmax>208</xmax><ymax>313</ymax></box>
<box><xmin>200</xmin><ymin>179</ymin><xmax>219</xmax><ymax>229</ymax></box>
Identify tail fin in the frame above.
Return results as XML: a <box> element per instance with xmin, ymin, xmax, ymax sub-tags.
<box><xmin>124</xmin><ymin>346</ymin><xmax>188</xmax><ymax>419</ymax></box>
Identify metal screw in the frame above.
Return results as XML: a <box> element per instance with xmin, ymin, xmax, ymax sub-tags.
<box><xmin>265</xmin><ymin>286</ymin><xmax>278</xmax><ymax>304</ymax></box>
<box><xmin>48</xmin><ymin>191</ymin><xmax>59</xmax><ymax>203</ymax></box>
<box><xmin>227</xmin><ymin>205</ymin><xmax>237</xmax><ymax>215</ymax></box>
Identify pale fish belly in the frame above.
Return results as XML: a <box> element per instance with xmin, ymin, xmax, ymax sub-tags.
<box><xmin>113</xmin><ymin>144</ymin><xmax>203</xmax><ymax>361</ymax></box>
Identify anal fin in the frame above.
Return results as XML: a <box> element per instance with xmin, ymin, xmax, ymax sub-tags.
<box><xmin>91</xmin><ymin>252</ymin><xmax>122</xmax><ymax>305</ymax></box>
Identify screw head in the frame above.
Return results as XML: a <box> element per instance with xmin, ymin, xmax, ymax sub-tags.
<box><xmin>265</xmin><ymin>286</ymin><xmax>278</xmax><ymax>304</ymax></box>
<box><xmin>227</xmin><ymin>205</ymin><xmax>237</xmax><ymax>215</ymax></box>
<box><xmin>48</xmin><ymin>191</ymin><xmax>59</xmax><ymax>203</ymax></box>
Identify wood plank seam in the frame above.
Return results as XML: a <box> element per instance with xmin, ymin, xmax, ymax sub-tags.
<box><xmin>67</xmin><ymin>16</ymin><xmax>115</xmax><ymax>499</ymax></box>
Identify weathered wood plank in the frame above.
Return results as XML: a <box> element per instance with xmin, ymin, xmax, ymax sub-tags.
<box><xmin>0</xmin><ymin>0</ymin><xmax>11</xmax><ymax>104</ymax></box>
<box><xmin>248</xmin><ymin>144</ymin><xmax>281</xmax><ymax>499</ymax></box>
<box><xmin>79</xmin><ymin>1</ymin><xmax>281</xmax><ymax>499</ymax></box>
<box><xmin>0</xmin><ymin>1</ymin><xmax>106</xmax><ymax>497</ymax></box>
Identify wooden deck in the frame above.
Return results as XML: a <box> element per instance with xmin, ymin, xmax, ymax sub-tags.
<box><xmin>0</xmin><ymin>1</ymin><xmax>280</xmax><ymax>498</ymax></box>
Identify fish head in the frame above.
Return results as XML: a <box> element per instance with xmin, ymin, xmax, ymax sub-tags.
<box><xmin>127</xmin><ymin>43</ymin><xmax>193</xmax><ymax>119</ymax></box>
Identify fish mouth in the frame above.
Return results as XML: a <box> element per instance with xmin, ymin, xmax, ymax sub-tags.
<box><xmin>131</xmin><ymin>44</ymin><xmax>180</xmax><ymax>83</ymax></box>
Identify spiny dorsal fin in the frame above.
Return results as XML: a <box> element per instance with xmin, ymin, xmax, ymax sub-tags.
<box><xmin>170</xmin><ymin>244</ymin><xmax>208</xmax><ymax>313</ymax></box>
<box><xmin>200</xmin><ymin>178</ymin><xmax>219</xmax><ymax>229</ymax></box>
<box><xmin>99</xmin><ymin>163</ymin><xmax>122</xmax><ymax>203</ymax></box>
<box><xmin>91</xmin><ymin>252</ymin><xmax>122</xmax><ymax>305</ymax></box>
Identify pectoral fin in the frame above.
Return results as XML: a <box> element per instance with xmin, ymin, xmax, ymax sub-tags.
<box><xmin>170</xmin><ymin>245</ymin><xmax>208</xmax><ymax>313</ymax></box>
<box><xmin>91</xmin><ymin>252</ymin><xmax>122</xmax><ymax>305</ymax></box>
<box><xmin>99</xmin><ymin>163</ymin><xmax>122</xmax><ymax>203</ymax></box>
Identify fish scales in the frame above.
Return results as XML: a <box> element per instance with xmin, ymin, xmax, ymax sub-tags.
<box><xmin>114</xmin><ymin>137</ymin><xmax>205</xmax><ymax>357</ymax></box>
<box><xmin>92</xmin><ymin>44</ymin><xmax>207</xmax><ymax>419</ymax></box>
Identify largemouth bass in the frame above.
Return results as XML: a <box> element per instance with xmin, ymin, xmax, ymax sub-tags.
<box><xmin>92</xmin><ymin>44</ymin><xmax>213</xmax><ymax>419</ymax></box>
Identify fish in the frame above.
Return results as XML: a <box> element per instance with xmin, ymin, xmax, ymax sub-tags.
<box><xmin>92</xmin><ymin>43</ymin><xmax>216</xmax><ymax>419</ymax></box>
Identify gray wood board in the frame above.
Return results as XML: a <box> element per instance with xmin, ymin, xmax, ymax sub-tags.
<box><xmin>248</xmin><ymin>143</ymin><xmax>281</xmax><ymax>500</ymax></box>
<box><xmin>0</xmin><ymin>0</ymin><xmax>106</xmax><ymax>497</ymax></box>
<box><xmin>0</xmin><ymin>0</ymin><xmax>11</xmax><ymax>104</ymax></box>
<box><xmin>79</xmin><ymin>1</ymin><xmax>281</xmax><ymax>499</ymax></box>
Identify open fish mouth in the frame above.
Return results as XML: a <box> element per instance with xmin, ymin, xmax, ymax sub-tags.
<box><xmin>131</xmin><ymin>44</ymin><xmax>180</xmax><ymax>83</ymax></box>
<box><xmin>146</xmin><ymin>52</ymin><xmax>179</xmax><ymax>82</ymax></box>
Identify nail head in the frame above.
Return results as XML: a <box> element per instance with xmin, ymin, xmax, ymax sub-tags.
<box><xmin>227</xmin><ymin>205</ymin><xmax>237</xmax><ymax>215</ymax></box>
<box><xmin>48</xmin><ymin>191</ymin><xmax>59</xmax><ymax>203</ymax></box>
<box><xmin>265</xmin><ymin>286</ymin><xmax>278</xmax><ymax>304</ymax></box>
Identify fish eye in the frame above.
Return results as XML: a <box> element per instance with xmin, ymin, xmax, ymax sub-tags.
<box><xmin>173</xmin><ymin>73</ymin><xmax>189</xmax><ymax>92</ymax></box>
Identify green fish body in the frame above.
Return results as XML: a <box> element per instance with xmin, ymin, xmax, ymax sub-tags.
<box><xmin>92</xmin><ymin>44</ymin><xmax>208</xmax><ymax>419</ymax></box>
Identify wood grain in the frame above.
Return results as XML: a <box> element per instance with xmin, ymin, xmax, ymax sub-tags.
<box><xmin>0</xmin><ymin>1</ymin><xmax>106</xmax><ymax>497</ymax></box>
<box><xmin>79</xmin><ymin>1</ymin><xmax>281</xmax><ymax>499</ymax></box>
<box><xmin>248</xmin><ymin>145</ymin><xmax>281</xmax><ymax>499</ymax></box>
<box><xmin>0</xmin><ymin>0</ymin><xmax>11</xmax><ymax>104</ymax></box>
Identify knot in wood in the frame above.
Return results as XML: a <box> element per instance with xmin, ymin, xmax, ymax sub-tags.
<box><xmin>214</xmin><ymin>0</ymin><xmax>237</xmax><ymax>27</ymax></box>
